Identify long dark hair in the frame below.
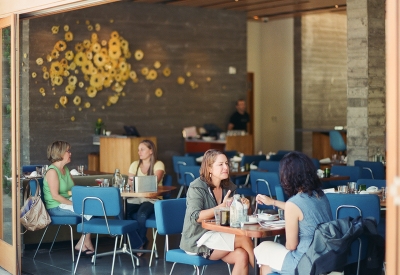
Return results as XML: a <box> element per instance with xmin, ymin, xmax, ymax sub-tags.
<box><xmin>199</xmin><ymin>149</ymin><xmax>231</xmax><ymax>189</ymax></box>
<box><xmin>279</xmin><ymin>151</ymin><xmax>323</xmax><ymax>198</ymax></box>
<box><xmin>136</xmin><ymin>139</ymin><xmax>158</xmax><ymax>175</ymax></box>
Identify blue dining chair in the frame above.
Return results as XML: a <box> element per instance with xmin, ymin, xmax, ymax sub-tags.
<box><xmin>72</xmin><ymin>186</ymin><xmax>139</xmax><ymax>275</ymax></box>
<box><xmin>275</xmin><ymin>185</ymin><xmax>287</xmax><ymax>202</ymax></box>
<box><xmin>326</xmin><ymin>193</ymin><xmax>381</xmax><ymax>275</ymax></box>
<box><xmin>154</xmin><ymin>198</ymin><xmax>231</xmax><ymax>275</ymax></box>
<box><xmin>29</xmin><ymin>179</ymin><xmax>81</xmax><ymax>262</ymax></box>
<box><xmin>180</xmin><ymin>165</ymin><xmax>200</xmax><ymax>186</ymax></box>
<box><xmin>251</xmin><ymin>171</ymin><xmax>281</xmax><ymax>210</ymax></box>
<box><xmin>311</xmin><ymin>158</ymin><xmax>320</xmax><ymax>170</ymax></box>
<box><xmin>329</xmin><ymin>166</ymin><xmax>362</xmax><ymax>188</ymax></box>
<box><xmin>172</xmin><ymin>155</ymin><xmax>196</xmax><ymax>197</ymax></box>
<box><xmin>23</xmin><ymin>165</ymin><xmax>42</xmax><ymax>173</ymax></box>
<box><xmin>354</xmin><ymin>160</ymin><xmax>385</xmax><ymax>180</ymax></box>
<box><xmin>329</xmin><ymin>130</ymin><xmax>347</xmax><ymax>153</ymax></box>
<box><xmin>185</xmin><ymin>152</ymin><xmax>204</xmax><ymax>158</ymax></box>
<box><xmin>258</xmin><ymin>160</ymin><xmax>280</xmax><ymax>172</ymax></box>
<box><xmin>224</xmin><ymin>150</ymin><xmax>238</xmax><ymax>159</ymax></box>
<box><xmin>147</xmin><ymin>174</ymin><xmax>173</xmax><ymax>267</ymax></box>
<box><xmin>233</xmin><ymin>154</ymin><xmax>267</xmax><ymax>186</ymax></box>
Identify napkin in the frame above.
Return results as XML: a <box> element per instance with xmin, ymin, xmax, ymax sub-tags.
<box><xmin>70</xmin><ymin>169</ymin><xmax>80</xmax><ymax>176</ymax></box>
<box><xmin>319</xmin><ymin>158</ymin><xmax>331</xmax><ymax>164</ymax></box>
<box><xmin>29</xmin><ymin>171</ymin><xmax>38</xmax><ymax>177</ymax></box>
<box><xmin>231</xmin><ymin>156</ymin><xmax>242</xmax><ymax>162</ymax></box>
<box><xmin>367</xmin><ymin>186</ymin><xmax>378</xmax><ymax>192</ymax></box>
<box><xmin>317</xmin><ymin>169</ymin><xmax>324</xmax><ymax>178</ymax></box>
<box><xmin>250</xmin><ymin>164</ymin><xmax>258</xmax><ymax>170</ymax></box>
<box><xmin>323</xmin><ymin>188</ymin><xmax>336</xmax><ymax>193</ymax></box>
<box><xmin>196</xmin><ymin>231</ymin><xmax>234</xmax><ymax>251</ymax></box>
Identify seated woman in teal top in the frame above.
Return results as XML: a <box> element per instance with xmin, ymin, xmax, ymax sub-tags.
<box><xmin>43</xmin><ymin>140</ymin><xmax>94</xmax><ymax>256</ymax></box>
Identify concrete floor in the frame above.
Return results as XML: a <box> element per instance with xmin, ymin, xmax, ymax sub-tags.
<box><xmin>21</xmin><ymin>233</ymin><xmax>258</xmax><ymax>275</ymax></box>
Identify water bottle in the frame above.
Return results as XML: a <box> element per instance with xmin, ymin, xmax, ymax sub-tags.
<box><xmin>230</xmin><ymin>194</ymin><xmax>243</xmax><ymax>228</ymax></box>
<box><xmin>112</xmin><ymin>168</ymin><xmax>124</xmax><ymax>188</ymax></box>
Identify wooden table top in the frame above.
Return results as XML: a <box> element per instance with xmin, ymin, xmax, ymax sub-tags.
<box><xmin>202</xmin><ymin>220</ymin><xmax>285</xmax><ymax>239</ymax></box>
<box><xmin>320</xmin><ymin>175</ymin><xmax>350</xmax><ymax>182</ymax></box>
<box><xmin>120</xmin><ymin>185</ymin><xmax>176</xmax><ymax>198</ymax></box>
<box><xmin>230</xmin><ymin>170</ymin><xmax>250</xmax><ymax>177</ymax></box>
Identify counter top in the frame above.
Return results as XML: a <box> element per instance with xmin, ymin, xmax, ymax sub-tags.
<box><xmin>295</xmin><ymin>128</ymin><xmax>347</xmax><ymax>133</ymax></box>
<box><xmin>185</xmin><ymin>138</ymin><xmax>226</xmax><ymax>144</ymax></box>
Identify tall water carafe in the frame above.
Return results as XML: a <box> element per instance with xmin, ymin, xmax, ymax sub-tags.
<box><xmin>112</xmin><ymin>168</ymin><xmax>124</xmax><ymax>190</ymax></box>
<box><xmin>230</xmin><ymin>194</ymin><xmax>243</xmax><ymax>228</ymax></box>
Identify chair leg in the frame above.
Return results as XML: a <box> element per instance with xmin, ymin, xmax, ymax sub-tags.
<box><xmin>92</xmin><ymin>234</ymin><xmax>99</xmax><ymax>265</ymax></box>
<box><xmin>33</xmin><ymin>226</ymin><xmax>50</xmax><ymax>259</ymax></box>
<box><xmin>226</xmin><ymin>263</ymin><xmax>232</xmax><ymax>275</ymax></box>
<box><xmin>356</xmin><ymin>238</ymin><xmax>362</xmax><ymax>275</ymax></box>
<box><xmin>200</xmin><ymin>265</ymin><xmax>206</xmax><ymax>275</ymax></box>
<box><xmin>169</xmin><ymin>262</ymin><xmax>177</xmax><ymax>275</ymax></box>
<box><xmin>49</xmin><ymin>225</ymin><xmax>62</xmax><ymax>254</ymax></box>
<box><xmin>149</xmin><ymin>228</ymin><xmax>158</xmax><ymax>267</ymax></box>
<box><xmin>177</xmin><ymin>186</ymin><xmax>184</xmax><ymax>198</ymax></box>
<box><xmin>111</xmin><ymin>236</ymin><xmax>118</xmax><ymax>275</ymax></box>
<box><xmin>66</xmin><ymin>225</ymin><xmax>75</xmax><ymax>262</ymax></box>
<box><xmin>126</xmin><ymin>234</ymin><xmax>136</xmax><ymax>270</ymax></box>
<box><xmin>73</xmin><ymin>234</ymin><xmax>86</xmax><ymax>274</ymax></box>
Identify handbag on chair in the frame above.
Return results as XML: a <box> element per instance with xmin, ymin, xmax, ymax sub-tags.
<box><xmin>20</xmin><ymin>178</ymin><xmax>51</xmax><ymax>232</ymax></box>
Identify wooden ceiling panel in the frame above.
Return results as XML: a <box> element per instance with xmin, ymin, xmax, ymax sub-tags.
<box><xmin>132</xmin><ymin>0</ymin><xmax>347</xmax><ymax>20</ymax></box>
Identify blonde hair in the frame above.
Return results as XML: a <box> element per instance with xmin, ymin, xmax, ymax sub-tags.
<box><xmin>47</xmin><ymin>141</ymin><xmax>70</xmax><ymax>163</ymax></box>
<box><xmin>199</xmin><ymin>149</ymin><xmax>230</xmax><ymax>189</ymax></box>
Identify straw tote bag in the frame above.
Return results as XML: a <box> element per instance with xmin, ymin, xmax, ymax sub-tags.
<box><xmin>20</xmin><ymin>179</ymin><xmax>51</xmax><ymax>232</ymax></box>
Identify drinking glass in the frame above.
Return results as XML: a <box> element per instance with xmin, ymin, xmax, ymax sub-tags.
<box><xmin>77</xmin><ymin>165</ymin><xmax>84</xmax><ymax>176</ymax></box>
<box><xmin>358</xmin><ymin>184</ymin><xmax>367</xmax><ymax>192</ymax></box>
<box><xmin>347</xmin><ymin>182</ymin><xmax>357</xmax><ymax>194</ymax></box>
<box><xmin>103</xmin><ymin>179</ymin><xmax>109</xmax><ymax>187</ymax></box>
<box><xmin>214</xmin><ymin>208</ymin><xmax>221</xmax><ymax>225</ymax></box>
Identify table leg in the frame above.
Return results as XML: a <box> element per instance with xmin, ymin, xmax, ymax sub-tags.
<box><xmin>253</xmin><ymin>237</ymin><xmax>261</xmax><ymax>275</ymax></box>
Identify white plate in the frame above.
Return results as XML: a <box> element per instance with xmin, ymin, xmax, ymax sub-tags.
<box><xmin>257</xmin><ymin>213</ymin><xmax>279</xmax><ymax>221</ymax></box>
<box><xmin>367</xmin><ymin>190</ymin><xmax>382</xmax><ymax>195</ymax></box>
<box><xmin>241</xmin><ymin>221</ymin><xmax>259</xmax><ymax>225</ymax></box>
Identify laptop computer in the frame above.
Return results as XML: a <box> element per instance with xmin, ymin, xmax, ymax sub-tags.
<box><xmin>134</xmin><ymin>175</ymin><xmax>158</xmax><ymax>192</ymax></box>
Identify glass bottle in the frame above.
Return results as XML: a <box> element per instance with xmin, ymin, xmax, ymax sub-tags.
<box><xmin>112</xmin><ymin>168</ymin><xmax>124</xmax><ymax>189</ymax></box>
<box><xmin>230</xmin><ymin>194</ymin><xmax>243</xmax><ymax>228</ymax></box>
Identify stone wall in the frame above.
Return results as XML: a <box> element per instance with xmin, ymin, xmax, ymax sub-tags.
<box><xmin>22</xmin><ymin>2</ymin><xmax>247</xmax><ymax>174</ymax></box>
<box><xmin>346</xmin><ymin>0</ymin><xmax>386</xmax><ymax>164</ymax></box>
<box><xmin>295</xmin><ymin>13</ymin><xmax>348</xmax><ymax>157</ymax></box>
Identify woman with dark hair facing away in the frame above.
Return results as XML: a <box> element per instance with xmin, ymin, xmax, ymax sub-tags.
<box><xmin>180</xmin><ymin>149</ymin><xmax>254</xmax><ymax>275</ymax></box>
<box><xmin>127</xmin><ymin>139</ymin><xmax>165</xmax><ymax>254</ymax></box>
<box><xmin>254</xmin><ymin>151</ymin><xmax>332</xmax><ymax>275</ymax></box>
<box><xmin>43</xmin><ymin>141</ymin><xmax>95</xmax><ymax>255</ymax></box>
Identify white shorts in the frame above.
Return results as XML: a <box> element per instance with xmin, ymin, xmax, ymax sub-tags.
<box><xmin>254</xmin><ymin>241</ymin><xmax>290</xmax><ymax>271</ymax></box>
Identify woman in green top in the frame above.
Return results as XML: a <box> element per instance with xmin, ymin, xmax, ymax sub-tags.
<box><xmin>43</xmin><ymin>140</ymin><xmax>94</xmax><ymax>256</ymax></box>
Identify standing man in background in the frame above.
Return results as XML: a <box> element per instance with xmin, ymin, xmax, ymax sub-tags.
<box><xmin>227</xmin><ymin>99</ymin><xmax>250</xmax><ymax>131</ymax></box>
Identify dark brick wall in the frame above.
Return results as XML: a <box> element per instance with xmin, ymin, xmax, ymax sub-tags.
<box><xmin>24</xmin><ymin>2</ymin><xmax>247</xmax><ymax>174</ymax></box>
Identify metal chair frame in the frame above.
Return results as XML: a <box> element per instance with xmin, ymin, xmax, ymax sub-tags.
<box><xmin>335</xmin><ymin>205</ymin><xmax>362</xmax><ymax>275</ymax></box>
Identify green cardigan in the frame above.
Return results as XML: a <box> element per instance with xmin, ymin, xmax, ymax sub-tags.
<box><xmin>179</xmin><ymin>177</ymin><xmax>237</xmax><ymax>255</ymax></box>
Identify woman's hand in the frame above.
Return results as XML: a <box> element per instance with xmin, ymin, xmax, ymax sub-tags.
<box><xmin>255</xmin><ymin>194</ymin><xmax>274</xmax><ymax>206</ymax></box>
<box><xmin>240</xmin><ymin>197</ymin><xmax>250</xmax><ymax>208</ymax></box>
<box><xmin>221</xmin><ymin>190</ymin><xmax>232</xmax><ymax>207</ymax></box>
